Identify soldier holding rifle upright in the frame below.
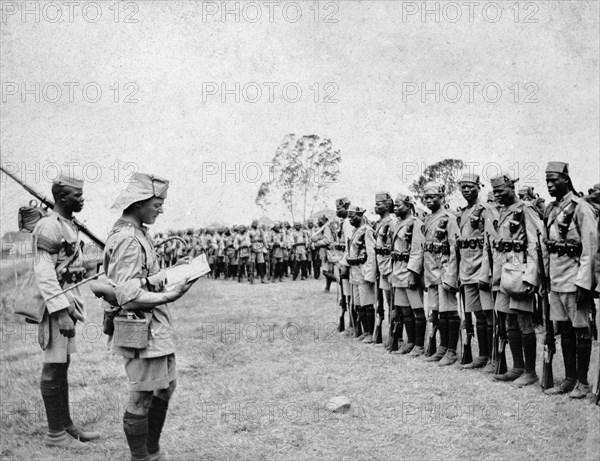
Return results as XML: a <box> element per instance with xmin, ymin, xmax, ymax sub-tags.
<box><xmin>543</xmin><ymin>162</ymin><xmax>597</xmax><ymax>398</ymax></box>
<box><xmin>456</xmin><ymin>172</ymin><xmax>499</xmax><ymax>370</ymax></box>
<box><xmin>490</xmin><ymin>173</ymin><xmax>543</xmax><ymax>388</ymax></box>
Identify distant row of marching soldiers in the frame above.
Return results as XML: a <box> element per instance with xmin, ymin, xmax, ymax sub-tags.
<box><xmin>152</xmin><ymin>220</ymin><xmax>327</xmax><ymax>284</ymax></box>
<box><xmin>324</xmin><ymin>163</ymin><xmax>599</xmax><ymax>401</ymax></box>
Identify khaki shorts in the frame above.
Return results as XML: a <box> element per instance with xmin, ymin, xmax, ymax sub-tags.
<box><xmin>549</xmin><ymin>291</ymin><xmax>589</xmax><ymax>328</ymax></box>
<box><xmin>462</xmin><ymin>284</ymin><xmax>494</xmax><ymax>312</ymax></box>
<box><xmin>494</xmin><ymin>290</ymin><xmax>534</xmax><ymax>313</ymax></box>
<box><xmin>427</xmin><ymin>284</ymin><xmax>458</xmax><ymax>313</ymax></box>
<box><xmin>393</xmin><ymin>287</ymin><xmax>424</xmax><ymax>310</ymax></box>
<box><xmin>124</xmin><ymin>353</ymin><xmax>177</xmax><ymax>392</ymax></box>
<box><xmin>40</xmin><ymin>314</ymin><xmax>77</xmax><ymax>363</ymax></box>
<box><xmin>250</xmin><ymin>252</ymin><xmax>265</xmax><ymax>264</ymax></box>
<box><xmin>351</xmin><ymin>282</ymin><xmax>376</xmax><ymax>307</ymax></box>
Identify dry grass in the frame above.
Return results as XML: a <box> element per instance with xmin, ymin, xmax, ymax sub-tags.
<box><xmin>1</xmin><ymin>275</ymin><xmax>599</xmax><ymax>460</ymax></box>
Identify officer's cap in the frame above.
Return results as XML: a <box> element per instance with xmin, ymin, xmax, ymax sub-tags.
<box><xmin>111</xmin><ymin>172</ymin><xmax>169</xmax><ymax>211</ymax></box>
<box><xmin>490</xmin><ymin>173</ymin><xmax>518</xmax><ymax>188</ymax></box>
<box><xmin>347</xmin><ymin>206</ymin><xmax>366</xmax><ymax>217</ymax></box>
<box><xmin>458</xmin><ymin>172</ymin><xmax>482</xmax><ymax>186</ymax></box>
<box><xmin>423</xmin><ymin>182</ymin><xmax>445</xmax><ymax>195</ymax></box>
<box><xmin>375</xmin><ymin>191</ymin><xmax>392</xmax><ymax>202</ymax></box>
<box><xmin>336</xmin><ymin>197</ymin><xmax>351</xmax><ymax>207</ymax></box>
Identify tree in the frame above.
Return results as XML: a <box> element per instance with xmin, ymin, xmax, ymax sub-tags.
<box><xmin>255</xmin><ymin>134</ymin><xmax>341</xmax><ymax>222</ymax></box>
<box><xmin>409</xmin><ymin>159</ymin><xmax>465</xmax><ymax>204</ymax></box>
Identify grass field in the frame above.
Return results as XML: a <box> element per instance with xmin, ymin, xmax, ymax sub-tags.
<box><xmin>1</xmin><ymin>273</ymin><xmax>599</xmax><ymax>460</ymax></box>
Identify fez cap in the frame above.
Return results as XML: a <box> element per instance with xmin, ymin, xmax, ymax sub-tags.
<box><xmin>545</xmin><ymin>161</ymin><xmax>569</xmax><ymax>175</ymax></box>
<box><xmin>112</xmin><ymin>172</ymin><xmax>169</xmax><ymax>211</ymax></box>
<box><xmin>423</xmin><ymin>182</ymin><xmax>445</xmax><ymax>195</ymax></box>
<box><xmin>375</xmin><ymin>191</ymin><xmax>392</xmax><ymax>201</ymax></box>
<box><xmin>348</xmin><ymin>206</ymin><xmax>366</xmax><ymax>216</ymax></box>
<box><xmin>490</xmin><ymin>172</ymin><xmax>518</xmax><ymax>188</ymax></box>
<box><xmin>458</xmin><ymin>172</ymin><xmax>482</xmax><ymax>186</ymax></box>
<box><xmin>336</xmin><ymin>197</ymin><xmax>351</xmax><ymax>207</ymax></box>
<box><xmin>54</xmin><ymin>169</ymin><xmax>84</xmax><ymax>189</ymax></box>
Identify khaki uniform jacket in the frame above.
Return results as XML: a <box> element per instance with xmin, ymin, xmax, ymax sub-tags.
<box><xmin>423</xmin><ymin>208</ymin><xmax>459</xmax><ymax>289</ymax></box>
<box><xmin>249</xmin><ymin>228</ymin><xmax>267</xmax><ymax>253</ymax></box>
<box><xmin>268</xmin><ymin>230</ymin><xmax>285</xmax><ymax>259</ymax></box>
<box><xmin>457</xmin><ymin>200</ymin><xmax>499</xmax><ymax>285</ymax></box>
<box><xmin>491</xmin><ymin>201</ymin><xmax>543</xmax><ymax>290</ymax></box>
<box><xmin>103</xmin><ymin>219</ymin><xmax>175</xmax><ymax>359</ymax></box>
<box><xmin>291</xmin><ymin>229</ymin><xmax>308</xmax><ymax>257</ymax></box>
<box><xmin>33</xmin><ymin>211</ymin><xmax>85</xmax><ymax>320</ymax></box>
<box><xmin>346</xmin><ymin>223</ymin><xmax>377</xmax><ymax>284</ymax></box>
<box><xmin>390</xmin><ymin>215</ymin><xmax>425</xmax><ymax>288</ymax></box>
<box><xmin>338</xmin><ymin>217</ymin><xmax>354</xmax><ymax>267</ymax></box>
<box><xmin>374</xmin><ymin>214</ymin><xmax>396</xmax><ymax>278</ymax></box>
<box><xmin>544</xmin><ymin>192</ymin><xmax>597</xmax><ymax>292</ymax></box>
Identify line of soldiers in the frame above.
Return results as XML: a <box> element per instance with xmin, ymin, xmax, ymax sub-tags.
<box><xmin>153</xmin><ymin>220</ymin><xmax>327</xmax><ymax>284</ymax></box>
<box><xmin>328</xmin><ymin>163</ymin><xmax>599</xmax><ymax>399</ymax></box>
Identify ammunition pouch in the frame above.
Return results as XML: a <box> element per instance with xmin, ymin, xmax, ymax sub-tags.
<box><xmin>375</xmin><ymin>247</ymin><xmax>391</xmax><ymax>256</ymax></box>
<box><xmin>423</xmin><ymin>242</ymin><xmax>450</xmax><ymax>255</ymax></box>
<box><xmin>334</xmin><ymin>243</ymin><xmax>346</xmax><ymax>251</ymax></box>
<box><xmin>392</xmin><ymin>251</ymin><xmax>410</xmax><ymax>263</ymax></box>
<box><xmin>347</xmin><ymin>255</ymin><xmax>367</xmax><ymax>266</ymax></box>
<box><xmin>546</xmin><ymin>240</ymin><xmax>582</xmax><ymax>257</ymax></box>
<box><xmin>457</xmin><ymin>237</ymin><xmax>484</xmax><ymax>250</ymax></box>
<box><xmin>493</xmin><ymin>238</ymin><xmax>526</xmax><ymax>253</ymax></box>
<box><xmin>59</xmin><ymin>266</ymin><xmax>86</xmax><ymax>284</ymax></box>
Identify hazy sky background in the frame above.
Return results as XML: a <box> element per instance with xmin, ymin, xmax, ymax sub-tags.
<box><xmin>2</xmin><ymin>1</ymin><xmax>599</xmax><ymax>239</ymax></box>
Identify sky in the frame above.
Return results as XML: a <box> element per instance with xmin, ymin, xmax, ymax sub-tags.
<box><xmin>1</xmin><ymin>0</ymin><xmax>599</xmax><ymax>240</ymax></box>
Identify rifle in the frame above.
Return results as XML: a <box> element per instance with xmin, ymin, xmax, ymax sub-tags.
<box><xmin>536</xmin><ymin>229</ymin><xmax>555</xmax><ymax>391</ymax></box>
<box><xmin>455</xmin><ymin>234</ymin><xmax>473</xmax><ymax>365</ymax></box>
<box><xmin>387</xmin><ymin>285</ymin><xmax>397</xmax><ymax>352</ymax></box>
<box><xmin>1</xmin><ymin>165</ymin><xmax>105</xmax><ymax>249</ymax></box>
<box><xmin>486</xmin><ymin>232</ymin><xmax>507</xmax><ymax>374</ymax></box>
<box><xmin>425</xmin><ymin>311</ymin><xmax>438</xmax><ymax>357</ymax></box>
<box><xmin>373</xmin><ymin>276</ymin><xmax>384</xmax><ymax>344</ymax></box>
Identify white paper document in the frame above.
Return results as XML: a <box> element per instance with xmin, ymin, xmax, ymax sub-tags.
<box><xmin>164</xmin><ymin>254</ymin><xmax>211</xmax><ymax>290</ymax></box>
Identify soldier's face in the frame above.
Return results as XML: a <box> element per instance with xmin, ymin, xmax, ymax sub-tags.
<box><xmin>294</xmin><ymin>224</ymin><xmax>301</xmax><ymax>230</ymax></box>
<box><xmin>460</xmin><ymin>183</ymin><xmax>479</xmax><ymax>201</ymax></box>
<box><xmin>424</xmin><ymin>194</ymin><xmax>442</xmax><ymax>211</ymax></box>
<box><xmin>138</xmin><ymin>197</ymin><xmax>164</xmax><ymax>225</ymax></box>
<box><xmin>546</xmin><ymin>173</ymin><xmax>569</xmax><ymax>197</ymax></box>
<box><xmin>336</xmin><ymin>206</ymin><xmax>348</xmax><ymax>219</ymax></box>
<box><xmin>493</xmin><ymin>184</ymin><xmax>513</xmax><ymax>206</ymax></box>
<box><xmin>374</xmin><ymin>200</ymin><xmax>388</xmax><ymax>215</ymax></box>
<box><xmin>62</xmin><ymin>186</ymin><xmax>84</xmax><ymax>213</ymax></box>
<box><xmin>394</xmin><ymin>200</ymin><xmax>408</xmax><ymax>216</ymax></box>
<box><xmin>350</xmin><ymin>214</ymin><xmax>362</xmax><ymax>227</ymax></box>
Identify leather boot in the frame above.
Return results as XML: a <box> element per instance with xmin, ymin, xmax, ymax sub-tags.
<box><xmin>493</xmin><ymin>367</ymin><xmax>524</xmax><ymax>382</ymax></box>
<box><xmin>513</xmin><ymin>333</ymin><xmax>538</xmax><ymax>387</ymax></box>
<box><xmin>425</xmin><ymin>346</ymin><xmax>447</xmax><ymax>362</ymax></box>
<box><xmin>45</xmin><ymin>431</ymin><xmax>88</xmax><ymax>450</ymax></box>
<box><xmin>439</xmin><ymin>349</ymin><xmax>458</xmax><ymax>366</ymax></box>
<box><xmin>545</xmin><ymin>330</ymin><xmax>577</xmax><ymax>395</ymax></box>
<box><xmin>569</xmin><ymin>330</ymin><xmax>592</xmax><ymax>399</ymax></box>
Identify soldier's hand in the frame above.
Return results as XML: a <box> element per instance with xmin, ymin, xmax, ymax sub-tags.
<box><xmin>407</xmin><ymin>271</ymin><xmax>418</xmax><ymax>289</ymax></box>
<box><xmin>173</xmin><ymin>256</ymin><xmax>191</xmax><ymax>267</ymax></box>
<box><xmin>478</xmin><ymin>281</ymin><xmax>490</xmax><ymax>292</ymax></box>
<box><xmin>167</xmin><ymin>277</ymin><xmax>193</xmax><ymax>301</ymax></box>
<box><xmin>147</xmin><ymin>270</ymin><xmax>167</xmax><ymax>291</ymax></box>
<box><xmin>54</xmin><ymin>309</ymin><xmax>75</xmax><ymax>338</ymax></box>
<box><xmin>523</xmin><ymin>281</ymin><xmax>536</xmax><ymax>295</ymax></box>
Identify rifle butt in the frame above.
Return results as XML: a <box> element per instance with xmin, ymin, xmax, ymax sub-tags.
<box><xmin>425</xmin><ymin>327</ymin><xmax>437</xmax><ymax>357</ymax></box>
<box><xmin>374</xmin><ymin>325</ymin><xmax>382</xmax><ymax>344</ymax></box>
<box><xmin>495</xmin><ymin>346</ymin><xmax>507</xmax><ymax>375</ymax></box>
<box><xmin>338</xmin><ymin>312</ymin><xmax>345</xmax><ymax>332</ymax></box>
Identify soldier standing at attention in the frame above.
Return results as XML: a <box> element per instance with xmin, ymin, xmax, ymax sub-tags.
<box><xmin>422</xmin><ymin>183</ymin><xmax>461</xmax><ymax>366</ymax></box>
<box><xmin>103</xmin><ymin>172</ymin><xmax>197</xmax><ymax>461</ymax></box>
<box><xmin>336</xmin><ymin>198</ymin><xmax>355</xmax><ymax>335</ymax></box>
<box><xmin>33</xmin><ymin>170</ymin><xmax>99</xmax><ymax>450</ymax></box>
<box><xmin>372</xmin><ymin>192</ymin><xmax>396</xmax><ymax>345</ymax></box>
<box><xmin>490</xmin><ymin>173</ymin><xmax>543</xmax><ymax>387</ymax></box>
<box><xmin>291</xmin><ymin>222</ymin><xmax>309</xmax><ymax>280</ymax></box>
<box><xmin>346</xmin><ymin>206</ymin><xmax>377</xmax><ymax>342</ymax></box>
<box><xmin>389</xmin><ymin>194</ymin><xmax>425</xmax><ymax>355</ymax></box>
<box><xmin>249</xmin><ymin>219</ymin><xmax>268</xmax><ymax>283</ymax></box>
<box><xmin>543</xmin><ymin>163</ymin><xmax>597</xmax><ymax>398</ymax></box>
<box><xmin>234</xmin><ymin>224</ymin><xmax>252</xmax><ymax>283</ymax></box>
<box><xmin>456</xmin><ymin>173</ymin><xmax>499</xmax><ymax>370</ymax></box>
